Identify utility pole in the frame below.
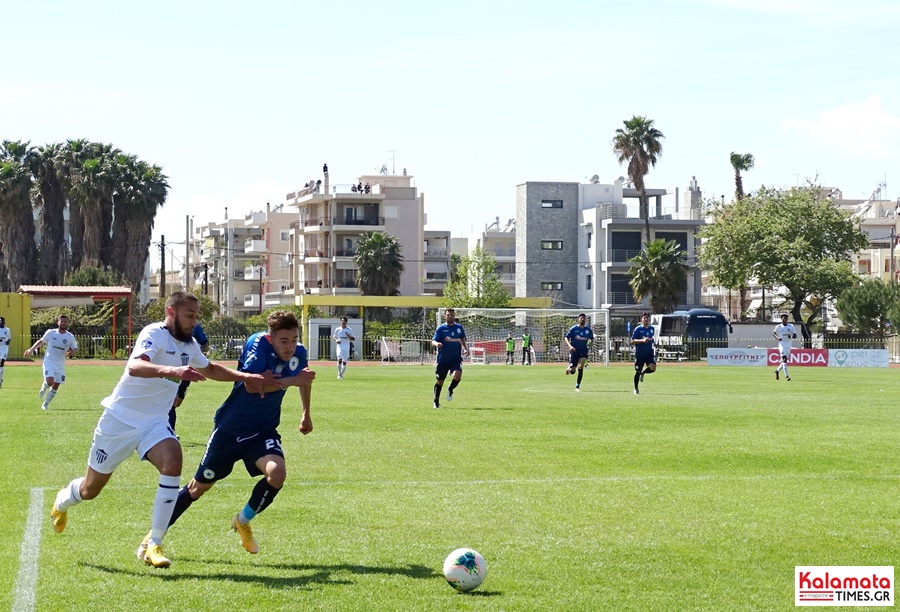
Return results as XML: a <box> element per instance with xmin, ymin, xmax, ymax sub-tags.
<box><xmin>203</xmin><ymin>263</ymin><xmax>209</xmax><ymax>295</ymax></box>
<box><xmin>258</xmin><ymin>264</ymin><xmax>264</xmax><ymax>315</ymax></box>
<box><xmin>185</xmin><ymin>215</ymin><xmax>191</xmax><ymax>290</ymax></box>
<box><xmin>160</xmin><ymin>235</ymin><xmax>166</xmax><ymax>298</ymax></box>
<box><xmin>891</xmin><ymin>226</ymin><xmax>896</xmax><ymax>284</ymax></box>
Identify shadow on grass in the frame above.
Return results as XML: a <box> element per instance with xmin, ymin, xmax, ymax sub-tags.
<box><xmin>81</xmin><ymin>560</ymin><xmax>494</xmax><ymax>593</ymax></box>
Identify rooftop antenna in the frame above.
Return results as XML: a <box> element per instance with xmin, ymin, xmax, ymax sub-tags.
<box><xmin>388</xmin><ymin>150</ymin><xmax>395</xmax><ymax>175</ymax></box>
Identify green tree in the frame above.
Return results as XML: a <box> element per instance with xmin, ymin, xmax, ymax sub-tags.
<box><xmin>612</xmin><ymin>116</ymin><xmax>664</xmax><ymax>244</ymax></box>
<box><xmin>698</xmin><ymin>186</ymin><xmax>868</xmax><ymax>338</ymax></box>
<box><xmin>729</xmin><ymin>152</ymin><xmax>755</xmax><ymax>317</ymax></box>
<box><xmin>835</xmin><ymin>277</ymin><xmax>900</xmax><ymax>339</ymax></box>
<box><xmin>628</xmin><ymin>239</ymin><xmax>689</xmax><ymax>313</ymax></box>
<box><xmin>65</xmin><ymin>265</ymin><xmax>129</xmax><ymax>287</ymax></box>
<box><xmin>442</xmin><ymin>245</ymin><xmax>511</xmax><ymax>308</ymax></box>
<box><xmin>31</xmin><ymin>142</ymin><xmax>69</xmax><ymax>284</ymax></box>
<box><xmin>354</xmin><ymin>231</ymin><xmax>404</xmax><ymax>295</ymax></box>
<box><xmin>729</xmin><ymin>152</ymin><xmax>755</xmax><ymax>200</ymax></box>
<box><xmin>0</xmin><ymin>140</ymin><xmax>40</xmax><ymax>291</ymax></box>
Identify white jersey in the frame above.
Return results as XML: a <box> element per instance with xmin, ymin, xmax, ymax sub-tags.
<box><xmin>333</xmin><ymin>326</ymin><xmax>354</xmax><ymax>358</ymax></box>
<box><xmin>773</xmin><ymin>322</ymin><xmax>796</xmax><ymax>356</ymax></box>
<box><xmin>0</xmin><ymin>326</ymin><xmax>10</xmax><ymax>358</ymax></box>
<box><xmin>40</xmin><ymin>328</ymin><xmax>78</xmax><ymax>368</ymax></box>
<box><xmin>101</xmin><ymin>323</ymin><xmax>209</xmax><ymax>428</ymax></box>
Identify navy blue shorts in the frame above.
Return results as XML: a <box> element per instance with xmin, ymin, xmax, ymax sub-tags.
<box><xmin>635</xmin><ymin>353</ymin><xmax>657</xmax><ymax>370</ymax></box>
<box><xmin>194</xmin><ymin>427</ymin><xmax>283</xmax><ymax>483</ymax></box>
<box><xmin>569</xmin><ymin>351</ymin><xmax>589</xmax><ymax>368</ymax></box>
<box><xmin>435</xmin><ymin>358</ymin><xmax>463</xmax><ymax>380</ymax></box>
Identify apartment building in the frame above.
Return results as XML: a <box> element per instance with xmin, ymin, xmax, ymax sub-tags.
<box><xmin>424</xmin><ymin>230</ymin><xmax>452</xmax><ymax>295</ymax></box>
<box><xmin>516</xmin><ymin>176</ymin><xmax>706</xmax><ymax>313</ymax></box>
<box><xmin>189</xmin><ymin>204</ymin><xmax>296</xmax><ymax>317</ymax></box>
<box><xmin>288</xmin><ymin>168</ymin><xmax>425</xmax><ymax>297</ymax></box>
<box><xmin>469</xmin><ymin>217</ymin><xmax>516</xmax><ymax>294</ymax></box>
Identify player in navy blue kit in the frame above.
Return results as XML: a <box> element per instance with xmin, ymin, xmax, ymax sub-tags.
<box><xmin>431</xmin><ymin>308</ymin><xmax>469</xmax><ymax>408</ymax></box>
<box><xmin>564</xmin><ymin>313</ymin><xmax>594</xmax><ymax>392</ymax></box>
<box><xmin>162</xmin><ymin>310</ymin><xmax>316</xmax><ymax>555</ymax></box>
<box><xmin>631</xmin><ymin>312</ymin><xmax>656</xmax><ymax>395</ymax></box>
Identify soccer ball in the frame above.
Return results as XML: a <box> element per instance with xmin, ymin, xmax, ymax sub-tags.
<box><xmin>442</xmin><ymin>548</ymin><xmax>486</xmax><ymax>592</ymax></box>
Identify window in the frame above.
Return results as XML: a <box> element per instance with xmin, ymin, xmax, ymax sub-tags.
<box><xmin>280</xmin><ymin>230</ymin><xmax>289</xmax><ymax>241</ymax></box>
<box><xmin>586</xmin><ymin>275</ymin><xmax>592</xmax><ymax>290</ymax></box>
<box><xmin>541</xmin><ymin>200</ymin><xmax>563</xmax><ymax>209</ymax></box>
<box><xmin>587</xmin><ymin>232</ymin><xmax>592</xmax><ymax>249</ymax></box>
<box><xmin>541</xmin><ymin>282</ymin><xmax>563</xmax><ymax>291</ymax></box>
<box><xmin>541</xmin><ymin>240</ymin><xmax>563</xmax><ymax>250</ymax></box>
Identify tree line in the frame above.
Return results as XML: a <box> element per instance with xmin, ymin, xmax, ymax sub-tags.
<box><xmin>0</xmin><ymin>139</ymin><xmax>168</xmax><ymax>291</ymax></box>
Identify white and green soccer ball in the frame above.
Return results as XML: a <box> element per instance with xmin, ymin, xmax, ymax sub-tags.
<box><xmin>443</xmin><ymin>548</ymin><xmax>487</xmax><ymax>592</ymax></box>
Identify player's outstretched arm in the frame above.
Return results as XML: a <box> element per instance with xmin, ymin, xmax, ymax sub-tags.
<box><xmin>297</xmin><ymin>383</ymin><xmax>312</xmax><ymax>435</ymax></box>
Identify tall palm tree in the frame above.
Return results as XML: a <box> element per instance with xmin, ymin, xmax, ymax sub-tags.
<box><xmin>120</xmin><ymin>160</ymin><xmax>168</xmax><ymax>288</ymax></box>
<box><xmin>729</xmin><ymin>151</ymin><xmax>755</xmax><ymax>318</ymax></box>
<box><xmin>56</xmin><ymin>139</ymin><xmax>90</xmax><ymax>270</ymax></box>
<box><xmin>31</xmin><ymin>143</ymin><xmax>68</xmax><ymax>284</ymax></box>
<box><xmin>0</xmin><ymin>140</ymin><xmax>40</xmax><ymax>291</ymax></box>
<box><xmin>730</xmin><ymin>152</ymin><xmax>754</xmax><ymax>200</ymax></box>
<box><xmin>69</xmin><ymin>142</ymin><xmax>118</xmax><ymax>269</ymax></box>
<box><xmin>353</xmin><ymin>231</ymin><xmax>404</xmax><ymax>295</ymax></box>
<box><xmin>612</xmin><ymin>116</ymin><xmax>664</xmax><ymax>244</ymax></box>
<box><xmin>628</xmin><ymin>239</ymin><xmax>688</xmax><ymax>313</ymax></box>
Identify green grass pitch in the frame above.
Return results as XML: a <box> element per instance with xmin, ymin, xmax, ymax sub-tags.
<box><xmin>2</xmin><ymin>361</ymin><xmax>897</xmax><ymax>611</ymax></box>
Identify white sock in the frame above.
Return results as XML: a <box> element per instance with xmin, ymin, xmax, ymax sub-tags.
<box><xmin>56</xmin><ymin>477</ymin><xmax>85</xmax><ymax>511</ymax></box>
<box><xmin>44</xmin><ymin>389</ymin><xmax>57</xmax><ymax>406</ymax></box>
<box><xmin>40</xmin><ymin>381</ymin><xmax>48</xmax><ymax>393</ymax></box>
<box><xmin>0</xmin><ymin>366</ymin><xmax>4</xmax><ymax>383</ymax></box>
<box><xmin>782</xmin><ymin>365</ymin><xmax>789</xmax><ymax>378</ymax></box>
<box><xmin>150</xmin><ymin>475</ymin><xmax>181</xmax><ymax>542</ymax></box>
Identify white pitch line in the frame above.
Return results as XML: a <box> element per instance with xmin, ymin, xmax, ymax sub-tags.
<box><xmin>12</xmin><ymin>487</ymin><xmax>44</xmax><ymax>612</ymax></box>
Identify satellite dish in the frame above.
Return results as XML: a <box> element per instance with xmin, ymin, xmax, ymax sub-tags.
<box><xmin>590</xmin><ymin>175</ymin><xmax>600</xmax><ymax>184</ymax></box>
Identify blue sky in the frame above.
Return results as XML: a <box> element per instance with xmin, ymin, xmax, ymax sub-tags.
<box><xmin>3</xmin><ymin>0</ymin><xmax>898</xmax><ymax>271</ymax></box>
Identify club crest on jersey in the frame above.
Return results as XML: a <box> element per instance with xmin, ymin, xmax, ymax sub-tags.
<box><xmin>181</xmin><ymin>352</ymin><xmax>189</xmax><ymax>366</ymax></box>
<box><xmin>95</xmin><ymin>448</ymin><xmax>108</xmax><ymax>464</ymax></box>
<box><xmin>289</xmin><ymin>356</ymin><xmax>300</xmax><ymax>370</ymax></box>
<box><xmin>141</xmin><ymin>339</ymin><xmax>153</xmax><ymax>349</ymax></box>
<box><xmin>203</xmin><ymin>469</ymin><xmax>215</xmax><ymax>480</ymax></box>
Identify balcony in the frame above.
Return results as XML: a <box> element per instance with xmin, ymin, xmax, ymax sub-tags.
<box><xmin>303</xmin><ymin>248</ymin><xmax>332</xmax><ymax>259</ymax></box>
<box><xmin>244</xmin><ymin>239</ymin><xmax>266</xmax><ymax>253</ymax></box>
<box><xmin>425</xmin><ymin>249</ymin><xmax>449</xmax><ymax>258</ymax></box>
<box><xmin>301</xmin><ymin>217</ymin><xmax>332</xmax><ymax>232</ymax></box>
<box><xmin>334</xmin><ymin>248</ymin><xmax>357</xmax><ymax>258</ymax></box>
<box><xmin>333</xmin><ymin>216</ymin><xmax>385</xmax><ymax>231</ymax></box>
<box><xmin>243</xmin><ymin>266</ymin><xmax>264</xmax><ymax>280</ymax></box>
<box><xmin>243</xmin><ymin>294</ymin><xmax>260</xmax><ymax>308</ymax></box>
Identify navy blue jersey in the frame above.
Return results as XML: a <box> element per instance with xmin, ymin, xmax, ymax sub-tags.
<box><xmin>212</xmin><ymin>331</ymin><xmax>308</xmax><ymax>435</ymax></box>
<box><xmin>565</xmin><ymin>324</ymin><xmax>594</xmax><ymax>354</ymax></box>
<box><xmin>433</xmin><ymin>322</ymin><xmax>466</xmax><ymax>363</ymax></box>
<box><xmin>192</xmin><ymin>323</ymin><xmax>208</xmax><ymax>346</ymax></box>
<box><xmin>632</xmin><ymin>324</ymin><xmax>655</xmax><ymax>360</ymax></box>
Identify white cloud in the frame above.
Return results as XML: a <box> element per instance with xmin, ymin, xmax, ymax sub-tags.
<box><xmin>783</xmin><ymin>95</ymin><xmax>900</xmax><ymax>159</ymax></box>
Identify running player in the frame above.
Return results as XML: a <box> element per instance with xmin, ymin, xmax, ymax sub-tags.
<box><xmin>773</xmin><ymin>313</ymin><xmax>797</xmax><ymax>381</ymax></box>
<box><xmin>432</xmin><ymin>308</ymin><xmax>469</xmax><ymax>408</ymax></box>
<box><xmin>564</xmin><ymin>313</ymin><xmax>593</xmax><ymax>392</ymax></box>
<box><xmin>632</xmin><ymin>312</ymin><xmax>656</xmax><ymax>395</ymax></box>
<box><xmin>25</xmin><ymin>314</ymin><xmax>78</xmax><ymax>410</ymax></box>
<box><xmin>332</xmin><ymin>316</ymin><xmax>355</xmax><ymax>380</ymax></box>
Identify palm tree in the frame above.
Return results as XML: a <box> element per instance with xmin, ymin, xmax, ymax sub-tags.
<box><xmin>56</xmin><ymin>139</ymin><xmax>90</xmax><ymax>270</ymax></box>
<box><xmin>31</xmin><ymin>143</ymin><xmax>68</xmax><ymax>284</ymax></box>
<box><xmin>628</xmin><ymin>239</ymin><xmax>688</xmax><ymax>313</ymax></box>
<box><xmin>0</xmin><ymin>140</ymin><xmax>40</xmax><ymax>290</ymax></box>
<box><xmin>120</xmin><ymin>160</ymin><xmax>169</xmax><ymax>288</ymax></box>
<box><xmin>612</xmin><ymin>116</ymin><xmax>664</xmax><ymax>244</ymax></box>
<box><xmin>729</xmin><ymin>152</ymin><xmax>755</xmax><ymax>318</ymax></box>
<box><xmin>730</xmin><ymin>152</ymin><xmax>754</xmax><ymax>200</ymax></box>
<box><xmin>353</xmin><ymin>231</ymin><xmax>404</xmax><ymax>296</ymax></box>
<box><xmin>69</xmin><ymin>142</ymin><xmax>118</xmax><ymax>269</ymax></box>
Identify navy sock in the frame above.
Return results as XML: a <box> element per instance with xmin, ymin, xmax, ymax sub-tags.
<box><xmin>247</xmin><ymin>478</ymin><xmax>281</xmax><ymax>515</ymax></box>
<box><xmin>576</xmin><ymin>369</ymin><xmax>583</xmax><ymax>385</ymax></box>
<box><xmin>448</xmin><ymin>379</ymin><xmax>460</xmax><ymax>394</ymax></box>
<box><xmin>168</xmin><ymin>485</ymin><xmax>195</xmax><ymax>527</ymax></box>
<box><xmin>434</xmin><ymin>383</ymin><xmax>441</xmax><ymax>401</ymax></box>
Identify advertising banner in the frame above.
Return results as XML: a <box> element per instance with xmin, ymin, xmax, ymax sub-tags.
<box><xmin>706</xmin><ymin>348</ymin><xmax>767</xmax><ymax>366</ymax></box>
<box><xmin>828</xmin><ymin>349</ymin><xmax>890</xmax><ymax>368</ymax></box>
<box><xmin>767</xmin><ymin>348</ymin><xmax>828</xmax><ymax>367</ymax></box>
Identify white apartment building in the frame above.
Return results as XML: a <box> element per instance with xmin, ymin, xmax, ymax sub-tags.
<box><xmin>189</xmin><ymin>204</ymin><xmax>296</xmax><ymax>317</ymax></box>
<box><xmin>468</xmin><ymin>217</ymin><xmax>516</xmax><ymax>294</ymax></box>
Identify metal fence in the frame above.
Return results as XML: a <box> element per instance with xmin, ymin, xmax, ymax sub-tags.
<box><xmin>23</xmin><ymin>334</ymin><xmax>900</xmax><ymax>364</ymax></box>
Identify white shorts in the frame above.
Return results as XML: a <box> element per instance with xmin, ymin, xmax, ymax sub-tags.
<box><xmin>42</xmin><ymin>366</ymin><xmax>66</xmax><ymax>383</ymax></box>
<box><xmin>0</xmin><ymin>347</ymin><xmax>8</xmax><ymax>361</ymax></box>
<box><xmin>336</xmin><ymin>346</ymin><xmax>349</xmax><ymax>361</ymax></box>
<box><xmin>87</xmin><ymin>411</ymin><xmax>176</xmax><ymax>474</ymax></box>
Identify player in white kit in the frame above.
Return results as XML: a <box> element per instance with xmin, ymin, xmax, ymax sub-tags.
<box><xmin>24</xmin><ymin>314</ymin><xmax>78</xmax><ymax>409</ymax></box>
<box><xmin>47</xmin><ymin>292</ymin><xmax>278</xmax><ymax>569</ymax></box>
<box><xmin>0</xmin><ymin>317</ymin><xmax>11</xmax><ymax>388</ymax></box>
<box><xmin>773</xmin><ymin>313</ymin><xmax>797</xmax><ymax>381</ymax></box>
<box><xmin>332</xmin><ymin>316</ymin><xmax>355</xmax><ymax>379</ymax></box>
